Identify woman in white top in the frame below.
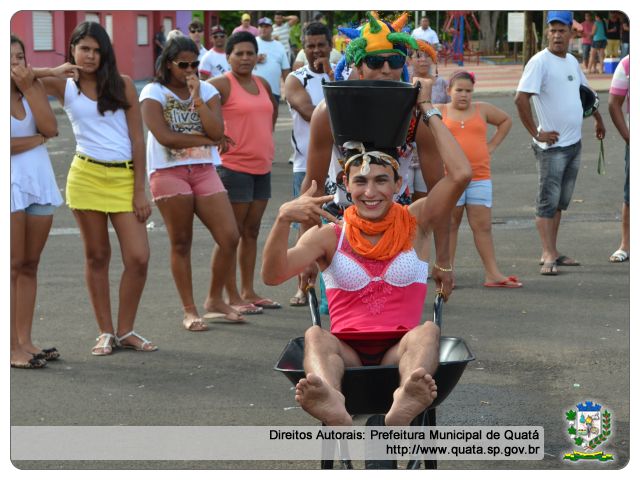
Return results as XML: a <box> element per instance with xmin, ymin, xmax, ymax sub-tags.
<box><xmin>37</xmin><ymin>22</ymin><xmax>156</xmax><ymax>355</ymax></box>
<box><xmin>141</xmin><ymin>36</ymin><xmax>243</xmax><ymax>330</ymax></box>
<box><xmin>10</xmin><ymin>35</ymin><xmax>62</xmax><ymax>369</ymax></box>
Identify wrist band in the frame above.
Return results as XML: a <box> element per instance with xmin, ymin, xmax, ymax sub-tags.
<box><xmin>433</xmin><ymin>263</ymin><xmax>453</xmax><ymax>272</ymax></box>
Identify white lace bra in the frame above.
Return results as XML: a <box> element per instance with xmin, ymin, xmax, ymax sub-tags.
<box><xmin>322</xmin><ymin>226</ymin><xmax>428</xmax><ymax>291</ymax></box>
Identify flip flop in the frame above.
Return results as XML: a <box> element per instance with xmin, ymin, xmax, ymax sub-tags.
<box><xmin>183</xmin><ymin>317</ymin><xmax>209</xmax><ymax>331</ymax></box>
<box><xmin>251</xmin><ymin>298</ymin><xmax>282</xmax><ymax>309</ymax></box>
<box><xmin>11</xmin><ymin>357</ymin><xmax>47</xmax><ymax>369</ymax></box>
<box><xmin>202</xmin><ymin>311</ymin><xmax>246</xmax><ymax>323</ymax></box>
<box><xmin>540</xmin><ymin>262</ymin><xmax>558</xmax><ymax>276</ymax></box>
<box><xmin>483</xmin><ymin>276</ymin><xmax>523</xmax><ymax>288</ymax></box>
<box><xmin>231</xmin><ymin>303</ymin><xmax>263</xmax><ymax>315</ymax></box>
<box><xmin>289</xmin><ymin>295</ymin><xmax>308</xmax><ymax>307</ymax></box>
<box><xmin>556</xmin><ymin>255</ymin><xmax>580</xmax><ymax>266</ymax></box>
<box><xmin>609</xmin><ymin>249</ymin><xmax>629</xmax><ymax>263</ymax></box>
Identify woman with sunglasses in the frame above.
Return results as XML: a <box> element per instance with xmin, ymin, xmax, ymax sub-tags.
<box><xmin>208</xmin><ymin>31</ymin><xmax>280</xmax><ymax>314</ymax></box>
<box><xmin>35</xmin><ymin>21</ymin><xmax>156</xmax><ymax>355</ymax></box>
<box><xmin>141</xmin><ymin>36</ymin><xmax>243</xmax><ymax>330</ymax></box>
<box><xmin>10</xmin><ymin>35</ymin><xmax>62</xmax><ymax>368</ymax></box>
<box><xmin>436</xmin><ymin>71</ymin><xmax>520</xmax><ymax>288</ymax></box>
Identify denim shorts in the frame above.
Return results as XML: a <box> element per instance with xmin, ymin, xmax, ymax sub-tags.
<box><xmin>456</xmin><ymin>179</ymin><xmax>492</xmax><ymax>208</ymax></box>
<box><xmin>23</xmin><ymin>203</ymin><xmax>56</xmax><ymax>216</ymax></box>
<box><xmin>217</xmin><ymin>166</ymin><xmax>271</xmax><ymax>203</ymax></box>
<box><xmin>149</xmin><ymin>163</ymin><xmax>226</xmax><ymax>200</ymax></box>
<box><xmin>592</xmin><ymin>39</ymin><xmax>607</xmax><ymax>49</ymax></box>
<box><xmin>292</xmin><ymin>171</ymin><xmax>306</xmax><ymax>198</ymax></box>
<box><xmin>532</xmin><ymin>141</ymin><xmax>581</xmax><ymax>218</ymax></box>
<box><xmin>624</xmin><ymin>144</ymin><xmax>629</xmax><ymax>205</ymax></box>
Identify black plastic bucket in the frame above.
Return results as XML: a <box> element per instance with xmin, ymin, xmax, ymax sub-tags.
<box><xmin>322</xmin><ymin>80</ymin><xmax>419</xmax><ymax>149</ymax></box>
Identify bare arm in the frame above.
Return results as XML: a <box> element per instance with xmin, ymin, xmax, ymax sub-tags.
<box><xmin>256</xmin><ymin>76</ymin><xmax>279</xmax><ymax>128</ymax></box>
<box><xmin>122</xmin><ymin>76</ymin><xmax>151</xmax><ymax>223</ymax></box>
<box><xmin>186</xmin><ymin>76</ymin><xmax>224</xmax><ymax>141</ymax></box>
<box><xmin>284</xmin><ymin>73</ymin><xmax>315</xmax><ymax>122</ymax></box>
<box><xmin>141</xmin><ymin>97</ymin><xmax>216</xmax><ymax>149</ymax></box>
<box><xmin>262</xmin><ymin>181</ymin><xmax>337</xmax><ymax>285</ymax></box>
<box><xmin>32</xmin><ymin>63</ymin><xmax>83</xmax><ymax>104</ymax></box>
<box><xmin>11</xmin><ymin>135</ymin><xmax>47</xmax><ymax>155</ymax></box>
<box><xmin>608</xmin><ymin>93</ymin><xmax>629</xmax><ymax>143</ymax></box>
<box><xmin>300</xmin><ymin>102</ymin><xmax>333</xmax><ymax>197</ymax></box>
<box><xmin>12</xmin><ymin>66</ymin><xmax>57</xmax><ymax>138</ymax></box>
<box><xmin>514</xmin><ymin>90</ymin><xmax>559</xmax><ymax>146</ymax></box>
<box><xmin>480</xmin><ymin>102</ymin><xmax>512</xmax><ymax>155</ymax></box>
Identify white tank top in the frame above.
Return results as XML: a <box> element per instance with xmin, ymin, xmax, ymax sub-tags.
<box><xmin>63</xmin><ymin>78</ymin><xmax>132</xmax><ymax>161</ymax></box>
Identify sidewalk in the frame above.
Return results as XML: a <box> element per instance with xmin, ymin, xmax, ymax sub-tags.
<box><xmin>437</xmin><ymin>62</ymin><xmax>613</xmax><ymax>95</ymax></box>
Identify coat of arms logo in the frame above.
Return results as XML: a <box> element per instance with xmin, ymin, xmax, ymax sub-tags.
<box><xmin>563</xmin><ymin>401</ymin><xmax>614</xmax><ymax>462</ymax></box>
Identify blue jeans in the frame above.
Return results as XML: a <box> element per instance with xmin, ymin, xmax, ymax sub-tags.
<box><xmin>532</xmin><ymin>141</ymin><xmax>582</xmax><ymax>218</ymax></box>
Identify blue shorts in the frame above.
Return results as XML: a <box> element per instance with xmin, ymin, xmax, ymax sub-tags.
<box><xmin>23</xmin><ymin>203</ymin><xmax>56</xmax><ymax>216</ymax></box>
<box><xmin>532</xmin><ymin>141</ymin><xmax>581</xmax><ymax>218</ymax></box>
<box><xmin>456</xmin><ymin>179</ymin><xmax>492</xmax><ymax>208</ymax></box>
<box><xmin>292</xmin><ymin>171</ymin><xmax>306</xmax><ymax>198</ymax></box>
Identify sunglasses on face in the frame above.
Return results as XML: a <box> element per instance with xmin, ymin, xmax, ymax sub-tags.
<box><xmin>172</xmin><ymin>60</ymin><xmax>200</xmax><ymax>69</ymax></box>
<box><xmin>189</xmin><ymin>28</ymin><xmax>203</xmax><ymax>34</ymax></box>
<box><xmin>363</xmin><ymin>54</ymin><xmax>406</xmax><ymax>70</ymax></box>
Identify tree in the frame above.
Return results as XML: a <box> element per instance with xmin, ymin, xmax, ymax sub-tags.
<box><xmin>478</xmin><ymin>11</ymin><xmax>501</xmax><ymax>54</ymax></box>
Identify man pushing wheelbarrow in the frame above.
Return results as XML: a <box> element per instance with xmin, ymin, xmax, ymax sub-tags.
<box><xmin>262</xmin><ymin>11</ymin><xmax>471</xmax><ymax>428</ymax></box>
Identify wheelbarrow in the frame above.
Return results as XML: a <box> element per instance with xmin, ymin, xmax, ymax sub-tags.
<box><xmin>274</xmin><ymin>288</ymin><xmax>475</xmax><ymax>469</ymax></box>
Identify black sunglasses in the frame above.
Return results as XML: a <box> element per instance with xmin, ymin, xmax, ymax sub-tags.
<box><xmin>363</xmin><ymin>54</ymin><xmax>406</xmax><ymax>70</ymax></box>
<box><xmin>189</xmin><ymin>28</ymin><xmax>203</xmax><ymax>33</ymax></box>
<box><xmin>211</xmin><ymin>33</ymin><xmax>226</xmax><ymax>38</ymax></box>
<box><xmin>172</xmin><ymin>60</ymin><xmax>200</xmax><ymax>69</ymax></box>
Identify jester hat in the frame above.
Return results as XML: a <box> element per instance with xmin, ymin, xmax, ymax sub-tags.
<box><xmin>414</xmin><ymin>39</ymin><xmax>437</xmax><ymax>63</ymax></box>
<box><xmin>345</xmin><ymin>11</ymin><xmax>418</xmax><ymax>66</ymax></box>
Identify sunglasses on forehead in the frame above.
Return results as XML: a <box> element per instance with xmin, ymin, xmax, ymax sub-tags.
<box><xmin>172</xmin><ymin>60</ymin><xmax>200</xmax><ymax>69</ymax></box>
<box><xmin>363</xmin><ymin>54</ymin><xmax>406</xmax><ymax>70</ymax></box>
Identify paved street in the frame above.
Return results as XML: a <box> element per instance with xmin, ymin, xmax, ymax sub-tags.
<box><xmin>10</xmin><ymin>86</ymin><xmax>630</xmax><ymax>470</ymax></box>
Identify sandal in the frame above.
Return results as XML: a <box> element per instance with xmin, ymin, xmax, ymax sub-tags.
<box><xmin>202</xmin><ymin>311</ymin><xmax>246</xmax><ymax>323</ymax></box>
<box><xmin>92</xmin><ymin>333</ymin><xmax>115</xmax><ymax>356</ymax></box>
<box><xmin>39</xmin><ymin>347</ymin><xmax>60</xmax><ymax>361</ymax></box>
<box><xmin>250</xmin><ymin>298</ymin><xmax>282</xmax><ymax>309</ymax></box>
<box><xmin>115</xmin><ymin>331</ymin><xmax>158</xmax><ymax>352</ymax></box>
<box><xmin>289</xmin><ymin>295</ymin><xmax>308</xmax><ymax>307</ymax></box>
<box><xmin>609</xmin><ymin>249</ymin><xmax>629</xmax><ymax>263</ymax></box>
<box><xmin>540</xmin><ymin>261</ymin><xmax>558</xmax><ymax>276</ymax></box>
<box><xmin>11</xmin><ymin>357</ymin><xmax>47</xmax><ymax>369</ymax></box>
<box><xmin>183</xmin><ymin>317</ymin><xmax>209</xmax><ymax>331</ymax></box>
<box><xmin>230</xmin><ymin>303</ymin><xmax>263</xmax><ymax>315</ymax></box>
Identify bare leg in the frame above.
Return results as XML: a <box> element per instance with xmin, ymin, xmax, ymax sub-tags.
<box><xmin>110</xmin><ymin>212</ymin><xmax>153</xmax><ymax>348</ymax></box>
<box><xmin>382</xmin><ymin>323</ymin><xmax>440</xmax><ymax>426</ymax></box>
<box><xmin>73</xmin><ymin>210</ymin><xmax>114</xmax><ymax>335</ymax></box>
<box><xmin>449</xmin><ymin>206</ymin><xmax>465</xmax><ymax>267</ymax></box>
<box><xmin>12</xmin><ymin>212</ymin><xmax>54</xmax><ymax>357</ymax></box>
<box><xmin>238</xmin><ymin>199</ymin><xmax>269</xmax><ymax>302</ymax></box>
<box><xmin>536</xmin><ymin>211</ymin><xmax>561</xmax><ymax>265</ymax></box>
<box><xmin>466</xmin><ymin>205</ymin><xmax>510</xmax><ymax>283</ymax></box>
<box><xmin>155</xmin><ymin>195</ymin><xmax>204</xmax><ymax>329</ymax></box>
<box><xmin>296</xmin><ymin>326</ymin><xmax>360</xmax><ymax>426</ymax></box>
<box><xmin>226</xmin><ymin>201</ymin><xmax>251</xmax><ymax>306</ymax></box>
<box><xmin>194</xmin><ymin>192</ymin><xmax>243</xmax><ymax>321</ymax></box>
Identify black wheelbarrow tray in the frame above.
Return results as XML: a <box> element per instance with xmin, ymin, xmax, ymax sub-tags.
<box><xmin>274</xmin><ymin>289</ymin><xmax>475</xmax><ymax>415</ymax></box>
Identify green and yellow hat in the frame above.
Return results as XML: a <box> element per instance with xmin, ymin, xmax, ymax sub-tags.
<box><xmin>346</xmin><ymin>11</ymin><xmax>418</xmax><ymax>66</ymax></box>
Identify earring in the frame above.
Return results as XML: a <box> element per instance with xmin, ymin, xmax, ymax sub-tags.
<box><xmin>346</xmin><ymin>192</ymin><xmax>352</xmax><ymax>202</ymax></box>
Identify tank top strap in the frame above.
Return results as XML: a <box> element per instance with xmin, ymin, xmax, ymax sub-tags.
<box><xmin>333</xmin><ymin>222</ymin><xmax>346</xmax><ymax>251</ymax></box>
<box><xmin>440</xmin><ymin>104</ymin><xmax>448</xmax><ymax>119</ymax></box>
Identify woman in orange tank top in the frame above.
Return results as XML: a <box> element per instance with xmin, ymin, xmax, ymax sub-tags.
<box><xmin>209</xmin><ymin>32</ymin><xmax>281</xmax><ymax>314</ymax></box>
<box><xmin>436</xmin><ymin>71</ymin><xmax>522</xmax><ymax>288</ymax></box>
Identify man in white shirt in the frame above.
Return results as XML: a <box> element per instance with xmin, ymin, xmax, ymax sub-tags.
<box><xmin>273</xmin><ymin>12</ymin><xmax>299</xmax><ymax>61</ymax></box>
<box><xmin>199</xmin><ymin>25</ymin><xmax>230</xmax><ymax>80</ymax></box>
<box><xmin>411</xmin><ymin>17</ymin><xmax>439</xmax><ymax>47</ymax></box>
<box><xmin>188</xmin><ymin>20</ymin><xmax>208</xmax><ymax>63</ymax></box>
<box><xmin>254</xmin><ymin>17</ymin><xmax>291</xmax><ymax>107</ymax></box>
<box><xmin>515</xmin><ymin>10</ymin><xmax>605</xmax><ymax>276</ymax></box>
<box><xmin>284</xmin><ymin>21</ymin><xmax>335</xmax><ymax>306</ymax></box>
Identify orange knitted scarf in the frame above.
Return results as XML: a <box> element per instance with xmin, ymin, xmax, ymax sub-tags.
<box><xmin>343</xmin><ymin>203</ymin><xmax>417</xmax><ymax>260</ymax></box>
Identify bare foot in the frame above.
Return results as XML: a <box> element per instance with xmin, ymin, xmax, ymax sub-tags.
<box><xmin>203</xmin><ymin>298</ymin><xmax>245</xmax><ymax>322</ymax></box>
<box><xmin>183</xmin><ymin>305</ymin><xmax>208</xmax><ymax>331</ymax></box>
<box><xmin>295</xmin><ymin>373</ymin><xmax>352</xmax><ymax>426</ymax></box>
<box><xmin>385</xmin><ymin>368</ymin><xmax>437</xmax><ymax>426</ymax></box>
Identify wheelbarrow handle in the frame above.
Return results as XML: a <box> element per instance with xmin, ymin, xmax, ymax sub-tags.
<box><xmin>307</xmin><ymin>286</ymin><xmax>322</xmax><ymax>328</ymax></box>
<box><xmin>433</xmin><ymin>293</ymin><xmax>444</xmax><ymax>330</ymax></box>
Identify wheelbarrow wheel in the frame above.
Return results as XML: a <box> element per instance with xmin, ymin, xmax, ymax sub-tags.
<box><xmin>364</xmin><ymin>414</ymin><xmax>398</xmax><ymax>469</ymax></box>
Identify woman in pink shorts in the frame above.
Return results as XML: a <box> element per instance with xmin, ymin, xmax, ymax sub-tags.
<box><xmin>141</xmin><ymin>36</ymin><xmax>243</xmax><ymax>330</ymax></box>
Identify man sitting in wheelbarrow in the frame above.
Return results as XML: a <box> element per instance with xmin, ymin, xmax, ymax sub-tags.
<box><xmin>262</xmin><ymin>26</ymin><xmax>471</xmax><ymax>426</ymax></box>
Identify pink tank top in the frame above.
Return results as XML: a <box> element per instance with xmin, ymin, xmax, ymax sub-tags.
<box><xmin>322</xmin><ymin>224</ymin><xmax>429</xmax><ymax>339</ymax></box>
<box><xmin>221</xmin><ymin>73</ymin><xmax>274</xmax><ymax>175</ymax></box>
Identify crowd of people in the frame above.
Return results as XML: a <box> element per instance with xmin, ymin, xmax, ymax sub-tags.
<box><xmin>10</xmin><ymin>11</ymin><xmax>629</xmax><ymax>431</ymax></box>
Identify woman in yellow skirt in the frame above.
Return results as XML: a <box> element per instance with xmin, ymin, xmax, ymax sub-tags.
<box><xmin>36</xmin><ymin>22</ymin><xmax>157</xmax><ymax>355</ymax></box>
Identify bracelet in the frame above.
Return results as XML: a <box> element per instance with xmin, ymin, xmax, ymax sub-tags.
<box><xmin>192</xmin><ymin>98</ymin><xmax>204</xmax><ymax>108</ymax></box>
<box><xmin>433</xmin><ymin>263</ymin><xmax>453</xmax><ymax>272</ymax></box>
<box><xmin>417</xmin><ymin>99</ymin><xmax>432</xmax><ymax>105</ymax></box>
